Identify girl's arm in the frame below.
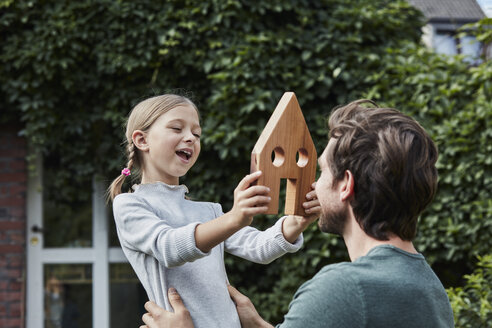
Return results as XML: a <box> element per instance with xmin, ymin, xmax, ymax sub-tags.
<box><xmin>224</xmin><ymin>182</ymin><xmax>320</xmax><ymax>264</ymax></box>
<box><xmin>281</xmin><ymin>182</ymin><xmax>321</xmax><ymax>243</ymax></box>
<box><xmin>113</xmin><ymin>195</ymin><xmax>209</xmax><ymax>267</ymax></box>
<box><xmin>194</xmin><ymin>171</ymin><xmax>271</xmax><ymax>253</ymax></box>
<box><xmin>224</xmin><ymin>217</ymin><xmax>303</xmax><ymax>264</ymax></box>
<box><xmin>112</xmin><ymin>171</ymin><xmax>269</xmax><ymax>267</ymax></box>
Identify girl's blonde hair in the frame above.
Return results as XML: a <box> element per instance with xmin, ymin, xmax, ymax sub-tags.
<box><xmin>108</xmin><ymin>94</ymin><xmax>198</xmax><ymax>201</ymax></box>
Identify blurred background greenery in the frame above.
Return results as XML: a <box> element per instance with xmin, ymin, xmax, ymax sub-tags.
<box><xmin>1</xmin><ymin>0</ymin><xmax>490</xmax><ymax>326</ymax></box>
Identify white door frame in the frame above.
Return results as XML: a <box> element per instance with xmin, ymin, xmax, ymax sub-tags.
<box><xmin>26</xmin><ymin>158</ymin><xmax>126</xmax><ymax>328</ymax></box>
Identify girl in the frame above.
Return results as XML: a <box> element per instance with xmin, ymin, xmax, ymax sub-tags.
<box><xmin>109</xmin><ymin>94</ymin><xmax>320</xmax><ymax>328</ymax></box>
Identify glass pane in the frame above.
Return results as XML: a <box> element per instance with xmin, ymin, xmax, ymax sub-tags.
<box><xmin>43</xmin><ymin>155</ymin><xmax>92</xmax><ymax>247</ymax></box>
<box><xmin>44</xmin><ymin>264</ymin><xmax>92</xmax><ymax>328</ymax></box>
<box><xmin>434</xmin><ymin>33</ymin><xmax>457</xmax><ymax>55</ymax></box>
<box><xmin>460</xmin><ymin>36</ymin><xmax>481</xmax><ymax>64</ymax></box>
<box><xmin>110</xmin><ymin>263</ymin><xmax>146</xmax><ymax>328</ymax></box>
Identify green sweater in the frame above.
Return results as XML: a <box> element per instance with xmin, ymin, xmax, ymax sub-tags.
<box><xmin>277</xmin><ymin>245</ymin><xmax>454</xmax><ymax>328</ymax></box>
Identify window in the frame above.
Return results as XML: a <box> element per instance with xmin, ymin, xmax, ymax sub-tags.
<box><xmin>434</xmin><ymin>30</ymin><xmax>482</xmax><ymax>64</ymax></box>
<box><xmin>27</xmin><ymin>157</ymin><xmax>146</xmax><ymax>328</ymax></box>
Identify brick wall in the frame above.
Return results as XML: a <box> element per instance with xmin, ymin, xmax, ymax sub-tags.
<box><xmin>0</xmin><ymin>124</ymin><xmax>27</xmax><ymax>328</ymax></box>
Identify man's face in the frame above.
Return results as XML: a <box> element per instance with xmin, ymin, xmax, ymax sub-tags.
<box><xmin>316</xmin><ymin>138</ymin><xmax>349</xmax><ymax>235</ymax></box>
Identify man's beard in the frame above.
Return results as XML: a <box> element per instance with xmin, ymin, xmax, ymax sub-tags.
<box><xmin>318</xmin><ymin>205</ymin><xmax>348</xmax><ymax>236</ymax></box>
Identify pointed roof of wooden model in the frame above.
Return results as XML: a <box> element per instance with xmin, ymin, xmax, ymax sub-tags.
<box><xmin>252</xmin><ymin>92</ymin><xmax>316</xmax><ymax>159</ymax></box>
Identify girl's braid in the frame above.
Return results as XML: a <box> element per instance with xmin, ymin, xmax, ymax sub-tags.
<box><xmin>126</xmin><ymin>142</ymin><xmax>137</xmax><ymax>171</ymax></box>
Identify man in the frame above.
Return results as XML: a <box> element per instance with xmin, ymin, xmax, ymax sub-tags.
<box><xmin>139</xmin><ymin>100</ymin><xmax>454</xmax><ymax>328</ymax></box>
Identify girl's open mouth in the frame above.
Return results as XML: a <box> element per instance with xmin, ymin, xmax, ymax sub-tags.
<box><xmin>176</xmin><ymin>150</ymin><xmax>192</xmax><ymax>161</ymax></box>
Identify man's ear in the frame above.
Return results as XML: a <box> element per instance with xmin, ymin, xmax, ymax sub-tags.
<box><xmin>132</xmin><ymin>130</ymin><xmax>149</xmax><ymax>152</ymax></box>
<box><xmin>340</xmin><ymin>170</ymin><xmax>355</xmax><ymax>202</ymax></box>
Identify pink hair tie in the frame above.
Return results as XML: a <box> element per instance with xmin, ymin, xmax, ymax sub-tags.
<box><xmin>121</xmin><ymin>168</ymin><xmax>131</xmax><ymax>176</ymax></box>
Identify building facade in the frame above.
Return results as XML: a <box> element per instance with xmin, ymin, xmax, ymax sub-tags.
<box><xmin>0</xmin><ymin>124</ymin><xmax>27</xmax><ymax>328</ymax></box>
<box><xmin>0</xmin><ymin>124</ymin><xmax>145</xmax><ymax>328</ymax></box>
<box><xmin>408</xmin><ymin>0</ymin><xmax>487</xmax><ymax>61</ymax></box>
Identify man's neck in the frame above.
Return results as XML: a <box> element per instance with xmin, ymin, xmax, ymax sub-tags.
<box><xmin>343</xmin><ymin>212</ymin><xmax>417</xmax><ymax>262</ymax></box>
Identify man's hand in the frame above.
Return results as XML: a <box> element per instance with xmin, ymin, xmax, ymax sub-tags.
<box><xmin>140</xmin><ymin>288</ymin><xmax>194</xmax><ymax>328</ymax></box>
<box><xmin>228</xmin><ymin>285</ymin><xmax>274</xmax><ymax>328</ymax></box>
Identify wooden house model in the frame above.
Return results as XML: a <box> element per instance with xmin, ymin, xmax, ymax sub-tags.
<box><xmin>251</xmin><ymin>92</ymin><xmax>317</xmax><ymax>215</ymax></box>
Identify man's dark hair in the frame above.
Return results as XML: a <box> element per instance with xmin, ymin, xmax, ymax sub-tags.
<box><xmin>327</xmin><ymin>99</ymin><xmax>438</xmax><ymax>241</ymax></box>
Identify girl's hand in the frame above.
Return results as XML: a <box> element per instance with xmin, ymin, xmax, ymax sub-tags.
<box><xmin>194</xmin><ymin>171</ymin><xmax>270</xmax><ymax>253</ymax></box>
<box><xmin>299</xmin><ymin>181</ymin><xmax>321</xmax><ymax>223</ymax></box>
<box><xmin>282</xmin><ymin>182</ymin><xmax>320</xmax><ymax>243</ymax></box>
<box><xmin>230</xmin><ymin>171</ymin><xmax>271</xmax><ymax>227</ymax></box>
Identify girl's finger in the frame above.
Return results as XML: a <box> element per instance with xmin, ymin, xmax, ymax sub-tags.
<box><xmin>240</xmin><ymin>185</ymin><xmax>270</xmax><ymax>199</ymax></box>
<box><xmin>236</xmin><ymin>171</ymin><xmax>262</xmax><ymax>191</ymax></box>
<box><xmin>243</xmin><ymin>206</ymin><xmax>269</xmax><ymax>216</ymax></box>
<box><xmin>304</xmin><ymin>205</ymin><xmax>321</xmax><ymax>215</ymax></box>
<box><xmin>306</xmin><ymin>190</ymin><xmax>317</xmax><ymax>200</ymax></box>
<box><xmin>241</xmin><ymin>195</ymin><xmax>271</xmax><ymax>208</ymax></box>
<box><xmin>303</xmin><ymin>199</ymin><xmax>320</xmax><ymax>209</ymax></box>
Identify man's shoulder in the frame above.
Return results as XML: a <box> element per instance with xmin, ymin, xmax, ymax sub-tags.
<box><xmin>314</xmin><ymin>261</ymin><xmax>360</xmax><ymax>281</ymax></box>
<box><xmin>302</xmin><ymin>257</ymin><xmax>395</xmax><ymax>294</ymax></box>
<box><xmin>299</xmin><ymin>261</ymin><xmax>361</xmax><ymax>294</ymax></box>
<box><xmin>280</xmin><ymin>262</ymin><xmax>366</xmax><ymax>328</ymax></box>
<box><xmin>281</xmin><ymin>250</ymin><xmax>454</xmax><ymax>328</ymax></box>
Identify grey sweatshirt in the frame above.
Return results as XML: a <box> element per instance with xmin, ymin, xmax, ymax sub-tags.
<box><xmin>112</xmin><ymin>182</ymin><xmax>303</xmax><ymax>328</ymax></box>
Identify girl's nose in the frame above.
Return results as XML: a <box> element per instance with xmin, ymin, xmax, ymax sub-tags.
<box><xmin>184</xmin><ymin>131</ymin><xmax>197</xmax><ymax>143</ymax></box>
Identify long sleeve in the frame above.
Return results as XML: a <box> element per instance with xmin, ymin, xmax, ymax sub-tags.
<box><xmin>111</xmin><ymin>183</ymin><xmax>246</xmax><ymax>328</ymax></box>
<box><xmin>113</xmin><ymin>193</ymin><xmax>209</xmax><ymax>267</ymax></box>
<box><xmin>215</xmin><ymin>203</ymin><xmax>304</xmax><ymax>264</ymax></box>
